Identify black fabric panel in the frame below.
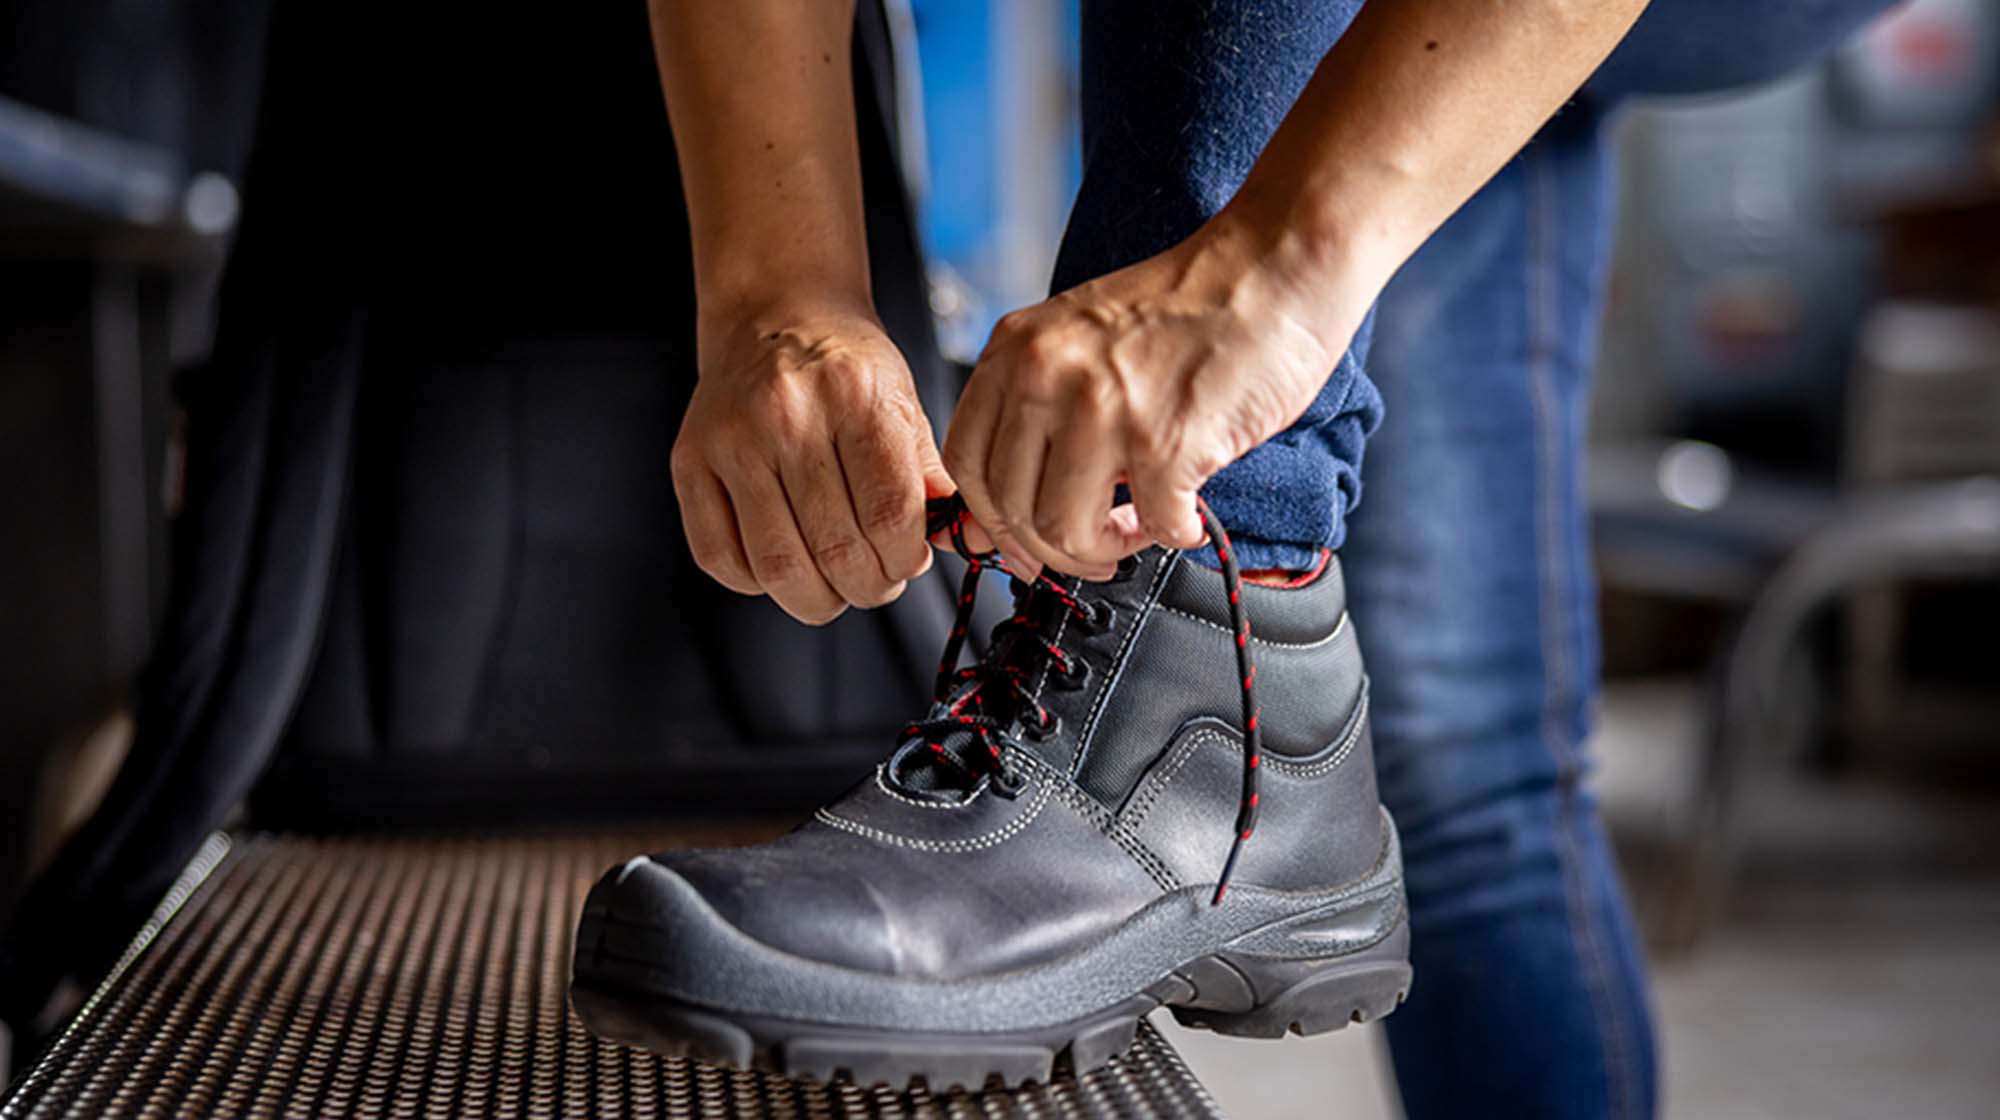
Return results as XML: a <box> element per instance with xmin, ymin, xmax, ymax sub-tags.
<box><xmin>287</xmin><ymin>511</ymin><xmax>376</xmax><ymax>759</ymax></box>
<box><xmin>362</xmin><ymin>348</ymin><xmax>517</xmax><ymax>751</ymax></box>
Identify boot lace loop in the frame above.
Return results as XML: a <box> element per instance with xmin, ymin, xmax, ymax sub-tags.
<box><xmin>909</xmin><ymin>495</ymin><xmax>1264</xmax><ymax>906</ymax></box>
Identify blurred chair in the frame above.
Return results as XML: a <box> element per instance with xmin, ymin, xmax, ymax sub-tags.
<box><xmin>1656</xmin><ymin>256</ymin><xmax>2000</xmax><ymax>952</ymax></box>
<box><xmin>1670</xmin><ymin>477</ymin><xmax>2000</xmax><ymax>947</ymax></box>
<box><xmin>1843</xmin><ymin>295</ymin><xmax>2000</xmax><ymax>742</ymax></box>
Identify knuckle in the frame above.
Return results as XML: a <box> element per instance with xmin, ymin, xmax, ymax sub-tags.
<box><xmin>687</xmin><ymin>537</ymin><xmax>733</xmax><ymax>576</ymax></box>
<box><xmin>857</xmin><ymin>487</ymin><xmax>919</xmax><ymax>536</ymax></box>
<box><xmin>991</xmin><ymin>309</ymin><xmax>1031</xmax><ymax>342</ymax></box>
<box><xmin>1075</xmin><ymin>374</ymin><xmax>1119</xmax><ymax>417</ymax></box>
<box><xmin>1018</xmin><ymin>334</ymin><xmax>1073</xmax><ymax>377</ymax></box>
<box><xmin>815</xmin><ymin>349</ymin><xmax>867</xmax><ymax>384</ymax></box>
<box><xmin>669</xmin><ymin>435</ymin><xmax>704</xmax><ymax>476</ymax></box>
<box><xmin>749</xmin><ymin>547</ymin><xmax>810</xmax><ymax>586</ymax></box>
<box><xmin>1019</xmin><ymin>330</ymin><xmax>1061</xmax><ymax>366</ymax></box>
<box><xmin>808</xmin><ymin>532</ymin><xmax>869</xmax><ymax>573</ymax></box>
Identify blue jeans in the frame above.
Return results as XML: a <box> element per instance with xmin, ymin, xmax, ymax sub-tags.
<box><xmin>1054</xmin><ymin>2</ymin><xmax>1894</xmax><ymax>1116</ymax></box>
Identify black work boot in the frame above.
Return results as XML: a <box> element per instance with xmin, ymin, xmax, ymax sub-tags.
<box><xmin>572</xmin><ymin>501</ymin><xmax>1409</xmax><ymax>1089</ymax></box>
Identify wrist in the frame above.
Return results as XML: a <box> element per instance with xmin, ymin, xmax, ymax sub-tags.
<box><xmin>698</xmin><ymin>287</ymin><xmax>879</xmax><ymax>342</ymax></box>
<box><xmin>693</xmin><ymin>224</ymin><xmax>875</xmax><ymax>335</ymax></box>
<box><xmin>694</xmin><ymin>289</ymin><xmax>889</xmax><ymax>381</ymax></box>
<box><xmin>1193</xmin><ymin>201</ymin><xmax>1395</xmax><ymax>357</ymax></box>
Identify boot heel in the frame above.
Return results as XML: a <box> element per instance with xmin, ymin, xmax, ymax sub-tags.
<box><xmin>1169</xmin><ymin>922</ymin><xmax>1412</xmax><ymax>1039</ymax></box>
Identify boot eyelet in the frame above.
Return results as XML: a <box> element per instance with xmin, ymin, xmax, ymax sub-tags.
<box><xmin>1022</xmin><ymin>709</ymin><xmax>1060</xmax><ymax>741</ymax></box>
<box><xmin>1055</xmin><ymin>658</ymin><xmax>1090</xmax><ymax>691</ymax></box>
<box><xmin>990</xmin><ymin>767</ymin><xmax>1028</xmax><ymax>799</ymax></box>
<box><xmin>1083</xmin><ymin>601</ymin><xmax>1115</xmax><ymax>635</ymax></box>
<box><xmin>1113</xmin><ymin>556</ymin><xmax>1140</xmax><ymax>583</ymax></box>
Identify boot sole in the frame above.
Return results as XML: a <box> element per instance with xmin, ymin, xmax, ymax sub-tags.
<box><xmin>570</xmin><ymin>915</ymin><xmax>1410</xmax><ymax>1091</ymax></box>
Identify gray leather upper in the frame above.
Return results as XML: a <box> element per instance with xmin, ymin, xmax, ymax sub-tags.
<box><xmin>614</xmin><ymin>547</ymin><xmax>1381</xmax><ymax>983</ymax></box>
<box><xmin>659</xmin><ymin>758</ymin><xmax>1165</xmax><ymax>980</ymax></box>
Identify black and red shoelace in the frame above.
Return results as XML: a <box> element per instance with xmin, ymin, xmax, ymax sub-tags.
<box><xmin>918</xmin><ymin>494</ymin><xmax>1263</xmax><ymax>906</ymax></box>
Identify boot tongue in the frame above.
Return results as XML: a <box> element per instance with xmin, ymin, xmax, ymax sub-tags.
<box><xmin>884</xmin><ymin>574</ymin><xmax>1081</xmax><ymax>798</ymax></box>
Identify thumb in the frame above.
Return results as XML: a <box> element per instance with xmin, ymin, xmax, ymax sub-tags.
<box><xmin>918</xmin><ymin>434</ymin><xmax>956</xmax><ymax>501</ymax></box>
<box><xmin>919</xmin><ymin>435</ymin><xmax>999</xmax><ymax>554</ymax></box>
<box><xmin>1127</xmin><ymin>465</ymin><xmax>1207</xmax><ymax>552</ymax></box>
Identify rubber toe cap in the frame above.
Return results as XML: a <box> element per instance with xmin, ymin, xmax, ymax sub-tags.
<box><xmin>592</xmin><ymin>849</ymin><xmax>901</xmax><ymax>977</ymax></box>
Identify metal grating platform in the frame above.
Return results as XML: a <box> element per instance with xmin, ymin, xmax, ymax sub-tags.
<box><xmin>0</xmin><ymin>832</ymin><xmax>1223</xmax><ymax>1119</ymax></box>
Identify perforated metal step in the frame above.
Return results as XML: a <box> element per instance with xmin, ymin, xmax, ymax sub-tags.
<box><xmin>1</xmin><ymin>832</ymin><xmax>1223</xmax><ymax>1118</ymax></box>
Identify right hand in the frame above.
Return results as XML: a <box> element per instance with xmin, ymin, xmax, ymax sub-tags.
<box><xmin>672</xmin><ymin>301</ymin><xmax>953</xmax><ymax>624</ymax></box>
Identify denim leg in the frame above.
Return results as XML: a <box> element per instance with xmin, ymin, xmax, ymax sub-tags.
<box><xmin>1343</xmin><ymin>7</ymin><xmax>1898</xmax><ymax>1116</ymax></box>
<box><xmin>1056</xmin><ymin>0</ymin><xmax>1382</xmax><ymax>571</ymax></box>
<box><xmin>1343</xmin><ymin>104</ymin><xmax>1658</xmax><ymax>1120</ymax></box>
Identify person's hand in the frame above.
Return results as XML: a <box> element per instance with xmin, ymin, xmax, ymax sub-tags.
<box><xmin>942</xmin><ymin>212</ymin><xmax>1376</xmax><ymax>578</ymax></box>
<box><xmin>673</xmin><ymin>300</ymin><xmax>952</xmax><ymax>624</ymax></box>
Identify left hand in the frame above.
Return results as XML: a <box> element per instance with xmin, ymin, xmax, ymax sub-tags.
<box><xmin>942</xmin><ymin>212</ymin><xmax>1371</xmax><ymax>579</ymax></box>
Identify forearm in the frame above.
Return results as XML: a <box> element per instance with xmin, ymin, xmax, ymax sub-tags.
<box><xmin>1222</xmin><ymin>0</ymin><xmax>1651</xmax><ymax>332</ymax></box>
<box><xmin>648</xmin><ymin>0</ymin><xmax>871</xmax><ymax>321</ymax></box>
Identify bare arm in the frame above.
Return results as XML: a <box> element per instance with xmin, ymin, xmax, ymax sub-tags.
<box><xmin>946</xmin><ymin>0</ymin><xmax>1652</xmax><ymax>574</ymax></box>
<box><xmin>1239</xmin><ymin>0</ymin><xmax>1651</xmax><ymax>307</ymax></box>
<box><xmin>652</xmin><ymin>0</ymin><xmax>870</xmax><ymax>317</ymax></box>
<box><xmin>653</xmin><ymin>0</ymin><xmax>949</xmax><ymax>622</ymax></box>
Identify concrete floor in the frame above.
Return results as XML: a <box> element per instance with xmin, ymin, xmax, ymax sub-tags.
<box><xmin>1162</xmin><ymin>679</ymin><xmax>2000</xmax><ymax>1119</ymax></box>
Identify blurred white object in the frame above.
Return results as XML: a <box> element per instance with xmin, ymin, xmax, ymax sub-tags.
<box><xmin>1658</xmin><ymin>440</ymin><xmax>1736</xmax><ymax>512</ymax></box>
<box><xmin>181</xmin><ymin>172</ymin><xmax>238</xmax><ymax>236</ymax></box>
